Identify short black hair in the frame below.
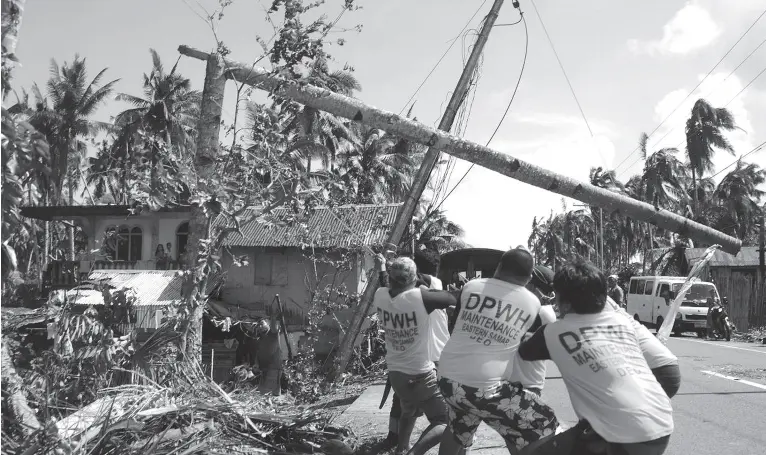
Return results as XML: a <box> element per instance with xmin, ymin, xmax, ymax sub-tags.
<box><xmin>530</xmin><ymin>265</ymin><xmax>555</xmax><ymax>295</ymax></box>
<box><xmin>496</xmin><ymin>248</ymin><xmax>534</xmax><ymax>279</ymax></box>
<box><xmin>553</xmin><ymin>258</ymin><xmax>607</xmax><ymax>314</ymax></box>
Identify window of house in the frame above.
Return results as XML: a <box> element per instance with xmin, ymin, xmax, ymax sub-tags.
<box><xmin>106</xmin><ymin>225</ymin><xmax>142</xmax><ymax>261</ymax></box>
<box><xmin>254</xmin><ymin>252</ymin><xmax>288</xmax><ymax>286</ymax></box>
<box><xmin>176</xmin><ymin>222</ymin><xmax>189</xmax><ymax>260</ymax></box>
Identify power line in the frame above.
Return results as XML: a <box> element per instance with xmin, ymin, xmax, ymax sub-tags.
<box><xmin>397</xmin><ymin>0</ymin><xmax>489</xmax><ymax>115</ymax></box>
<box><xmin>529</xmin><ymin>0</ymin><xmax>594</xmax><ymax>138</ymax></box>
<box><xmin>710</xmin><ymin>141</ymin><xmax>766</xmax><ymax>180</ymax></box>
<box><xmin>437</xmin><ymin>10</ymin><xmax>529</xmax><ymax>209</ymax></box>
<box><xmin>647</xmin><ymin>37</ymin><xmax>766</xmax><ymax>151</ymax></box>
<box><xmin>617</xmin><ymin>63</ymin><xmax>766</xmax><ymax>178</ymax></box>
<box><xmin>613</xmin><ymin>6</ymin><xmax>766</xmax><ymax>173</ymax></box>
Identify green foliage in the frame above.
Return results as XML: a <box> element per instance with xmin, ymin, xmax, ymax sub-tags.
<box><xmin>1</xmin><ymin>108</ymin><xmax>50</xmax><ymax>244</ymax></box>
<box><xmin>531</xmin><ymin>99</ymin><xmax>763</xmax><ymax>274</ymax></box>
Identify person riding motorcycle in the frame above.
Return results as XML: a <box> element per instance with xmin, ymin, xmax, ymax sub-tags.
<box><xmin>708</xmin><ymin>297</ymin><xmax>733</xmax><ymax>340</ymax></box>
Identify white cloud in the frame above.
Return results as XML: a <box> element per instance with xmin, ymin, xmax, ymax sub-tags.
<box><xmin>441</xmin><ymin>121</ymin><xmax>616</xmax><ymax>250</ymax></box>
<box><xmin>628</xmin><ymin>1</ymin><xmax>721</xmax><ymax>56</ymax></box>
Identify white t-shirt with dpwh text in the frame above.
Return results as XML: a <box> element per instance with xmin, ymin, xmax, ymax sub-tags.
<box><xmin>543</xmin><ymin>310</ymin><xmax>674</xmax><ymax>443</ymax></box>
<box><xmin>375</xmin><ymin>287</ymin><xmax>433</xmax><ymax>375</ymax></box>
<box><xmin>438</xmin><ymin>278</ymin><xmax>541</xmax><ymax>389</ymax></box>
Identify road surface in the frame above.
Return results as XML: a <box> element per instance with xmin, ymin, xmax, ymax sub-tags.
<box><xmin>655</xmin><ymin>336</ymin><xmax>766</xmax><ymax>454</ymax></box>
<box><xmin>539</xmin><ymin>335</ymin><xmax>766</xmax><ymax>455</ymax></box>
<box><xmin>337</xmin><ymin>336</ymin><xmax>766</xmax><ymax>454</ymax></box>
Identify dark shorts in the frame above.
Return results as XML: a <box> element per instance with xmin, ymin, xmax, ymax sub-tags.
<box><xmin>388</xmin><ymin>370</ymin><xmax>448</xmax><ymax>425</ymax></box>
<box><xmin>606</xmin><ymin>435</ymin><xmax>670</xmax><ymax>455</ymax></box>
<box><xmin>438</xmin><ymin>377</ymin><xmax>558</xmax><ymax>450</ymax></box>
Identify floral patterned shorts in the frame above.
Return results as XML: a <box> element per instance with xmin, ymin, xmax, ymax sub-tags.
<box><xmin>438</xmin><ymin>377</ymin><xmax>558</xmax><ymax>450</ymax></box>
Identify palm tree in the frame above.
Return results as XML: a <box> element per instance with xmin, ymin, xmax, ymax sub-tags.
<box><xmin>684</xmin><ymin>98</ymin><xmax>737</xmax><ymax>217</ymax></box>
<box><xmin>639</xmin><ymin>133</ymin><xmax>687</xmax><ymax>209</ymax></box>
<box><xmin>713</xmin><ymin>160</ymin><xmax>765</xmax><ymax>241</ymax></box>
<box><xmin>338</xmin><ymin>127</ymin><xmax>417</xmax><ymax>204</ymax></box>
<box><xmin>589</xmin><ymin>167</ymin><xmax>624</xmax><ymax>269</ymax></box>
<box><xmin>29</xmin><ymin>56</ymin><xmax>117</xmax><ymax>259</ymax></box>
<box><xmin>114</xmin><ymin>49</ymin><xmax>200</xmax><ymax>191</ymax></box>
<box><xmin>42</xmin><ymin>56</ymin><xmax>118</xmax><ymax>203</ymax></box>
<box><xmin>407</xmin><ymin>203</ymin><xmax>466</xmax><ymax>260</ymax></box>
<box><xmin>280</xmin><ymin>56</ymin><xmax>361</xmax><ymax>172</ymax></box>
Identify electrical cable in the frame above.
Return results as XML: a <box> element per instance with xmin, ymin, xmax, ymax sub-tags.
<box><xmin>398</xmin><ymin>0</ymin><xmax>489</xmax><ymax>115</ymax></box>
<box><xmin>709</xmin><ymin>141</ymin><xmax>766</xmax><ymax>180</ymax></box>
<box><xmin>436</xmin><ymin>9</ymin><xmax>529</xmax><ymax>210</ymax></box>
<box><xmin>618</xmin><ymin>62</ymin><xmax>766</xmax><ymax>178</ymax></box>
<box><xmin>529</xmin><ymin>0</ymin><xmax>594</xmax><ymax>138</ymax></box>
<box><xmin>614</xmin><ymin>7</ymin><xmax>766</xmax><ymax>173</ymax></box>
<box><xmin>648</xmin><ymin>37</ymin><xmax>766</xmax><ymax>150</ymax></box>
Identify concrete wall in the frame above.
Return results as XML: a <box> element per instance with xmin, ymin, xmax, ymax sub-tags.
<box><xmin>82</xmin><ymin>212</ymin><xmax>191</xmax><ymax>266</ymax></box>
<box><xmin>221</xmin><ymin>247</ymin><xmax>365</xmax><ymax>328</ymax></box>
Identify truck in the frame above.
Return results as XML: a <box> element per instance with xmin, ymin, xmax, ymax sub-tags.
<box><xmin>626</xmin><ymin>276</ymin><xmax>720</xmax><ymax>338</ymax></box>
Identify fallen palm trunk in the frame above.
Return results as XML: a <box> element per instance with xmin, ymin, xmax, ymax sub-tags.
<box><xmin>177</xmin><ymin>45</ymin><xmax>741</xmax><ymax>256</ymax></box>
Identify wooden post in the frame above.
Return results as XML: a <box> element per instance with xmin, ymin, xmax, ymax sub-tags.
<box><xmin>274</xmin><ymin>294</ymin><xmax>293</xmax><ymax>360</ymax></box>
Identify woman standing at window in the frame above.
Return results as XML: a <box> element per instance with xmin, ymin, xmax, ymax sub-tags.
<box><xmin>155</xmin><ymin>244</ymin><xmax>167</xmax><ymax>270</ymax></box>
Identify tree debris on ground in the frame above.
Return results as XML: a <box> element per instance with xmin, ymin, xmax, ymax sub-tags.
<box><xmin>3</xmin><ymin>363</ymin><xmax>360</xmax><ymax>455</ymax></box>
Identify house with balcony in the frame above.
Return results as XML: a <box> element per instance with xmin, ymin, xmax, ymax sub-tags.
<box><xmin>21</xmin><ymin>202</ymin><xmax>401</xmax><ymax>330</ymax></box>
<box><xmin>22</xmin><ymin>202</ymin><xmax>401</xmax><ymax>380</ymax></box>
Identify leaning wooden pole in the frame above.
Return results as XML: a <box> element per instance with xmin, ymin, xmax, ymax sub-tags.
<box><xmin>335</xmin><ymin>0</ymin><xmax>506</xmax><ymax>379</ymax></box>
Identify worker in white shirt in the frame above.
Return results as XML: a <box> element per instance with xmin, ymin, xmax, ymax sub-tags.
<box><xmin>375</xmin><ymin>257</ymin><xmax>458</xmax><ymax>455</ymax></box>
<box><xmin>519</xmin><ymin>259</ymin><xmax>679</xmax><ymax>455</ymax></box>
<box><xmin>437</xmin><ymin>248</ymin><xmax>558</xmax><ymax>455</ymax></box>
<box><xmin>376</xmin><ymin>251</ymin><xmax>452</xmax><ymax>450</ymax></box>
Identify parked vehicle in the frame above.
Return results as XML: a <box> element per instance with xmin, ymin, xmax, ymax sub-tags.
<box><xmin>626</xmin><ymin>276</ymin><xmax>720</xmax><ymax>337</ymax></box>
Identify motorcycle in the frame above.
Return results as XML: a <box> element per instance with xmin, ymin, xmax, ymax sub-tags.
<box><xmin>709</xmin><ymin>305</ymin><xmax>734</xmax><ymax>341</ymax></box>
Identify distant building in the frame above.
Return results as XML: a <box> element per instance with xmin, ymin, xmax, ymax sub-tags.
<box><xmin>685</xmin><ymin>246</ymin><xmax>764</xmax><ymax>330</ymax></box>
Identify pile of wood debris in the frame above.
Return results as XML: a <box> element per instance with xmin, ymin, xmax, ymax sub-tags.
<box><xmin>4</xmin><ymin>364</ymin><xmax>356</xmax><ymax>455</ymax></box>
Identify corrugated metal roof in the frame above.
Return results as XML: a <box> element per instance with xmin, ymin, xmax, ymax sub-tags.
<box><xmin>67</xmin><ymin>270</ymin><xmax>223</xmax><ymax>307</ymax></box>
<box><xmin>221</xmin><ymin>203</ymin><xmax>402</xmax><ymax>248</ymax></box>
<box><xmin>67</xmin><ymin>270</ymin><xmax>182</xmax><ymax>307</ymax></box>
<box><xmin>685</xmin><ymin>246</ymin><xmax>761</xmax><ymax>268</ymax></box>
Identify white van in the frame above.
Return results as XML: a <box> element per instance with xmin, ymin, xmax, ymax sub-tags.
<box><xmin>626</xmin><ymin>276</ymin><xmax>720</xmax><ymax>337</ymax></box>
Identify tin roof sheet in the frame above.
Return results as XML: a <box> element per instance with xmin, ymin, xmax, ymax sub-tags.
<box><xmin>221</xmin><ymin>203</ymin><xmax>402</xmax><ymax>248</ymax></box>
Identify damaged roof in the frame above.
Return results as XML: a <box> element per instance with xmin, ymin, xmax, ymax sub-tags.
<box><xmin>686</xmin><ymin>246</ymin><xmax>761</xmax><ymax>268</ymax></box>
<box><xmin>221</xmin><ymin>203</ymin><xmax>402</xmax><ymax>248</ymax></box>
<box><xmin>67</xmin><ymin>269</ymin><xmax>224</xmax><ymax>307</ymax></box>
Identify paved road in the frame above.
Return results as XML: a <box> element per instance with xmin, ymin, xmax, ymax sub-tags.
<box><xmin>337</xmin><ymin>336</ymin><xmax>766</xmax><ymax>454</ymax></box>
<box><xmin>540</xmin><ymin>335</ymin><xmax>766</xmax><ymax>455</ymax></box>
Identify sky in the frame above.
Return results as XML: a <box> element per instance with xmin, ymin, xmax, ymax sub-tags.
<box><xmin>9</xmin><ymin>0</ymin><xmax>766</xmax><ymax>251</ymax></box>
